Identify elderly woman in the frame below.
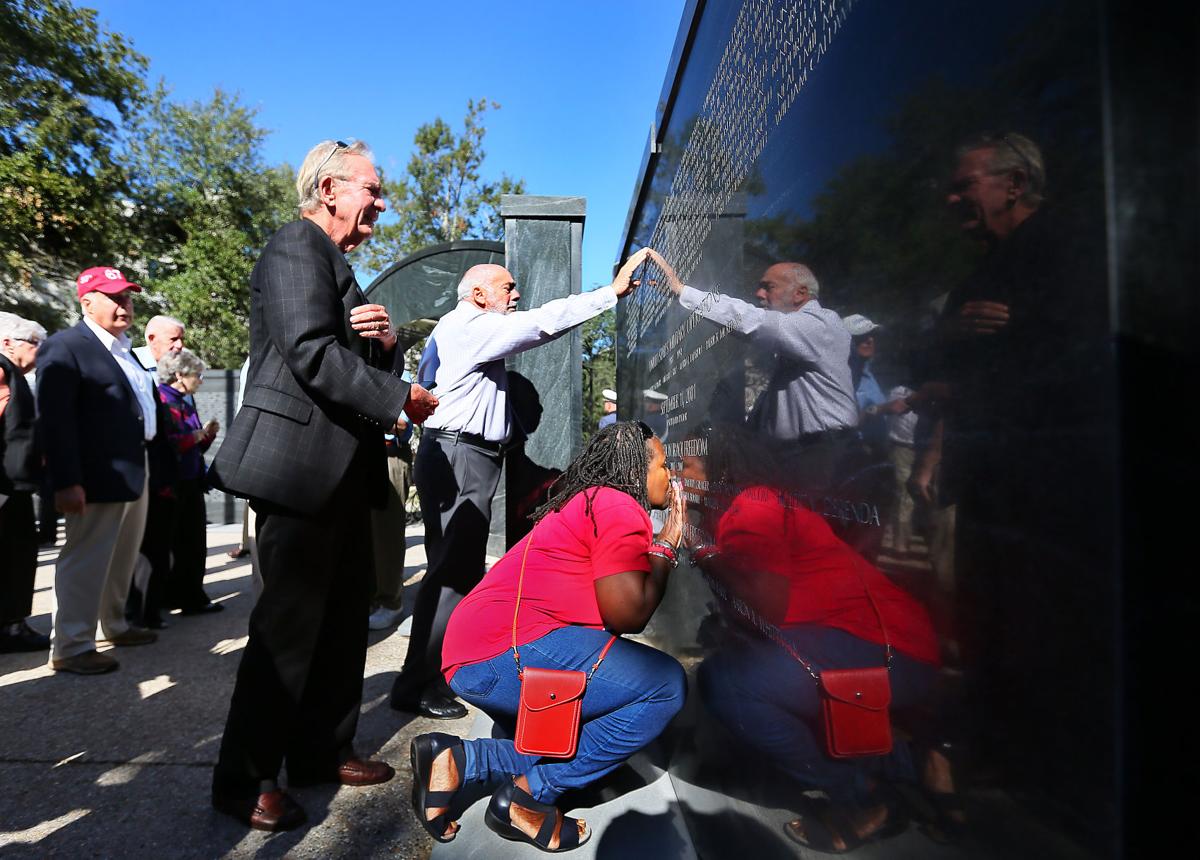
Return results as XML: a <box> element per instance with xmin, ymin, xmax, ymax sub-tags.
<box><xmin>156</xmin><ymin>348</ymin><xmax>220</xmax><ymax>615</ymax></box>
<box><xmin>410</xmin><ymin>421</ymin><xmax>687</xmax><ymax>852</ymax></box>
<box><xmin>0</xmin><ymin>311</ymin><xmax>51</xmax><ymax>653</ymax></box>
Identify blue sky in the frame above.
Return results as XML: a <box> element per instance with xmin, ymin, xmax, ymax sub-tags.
<box><xmin>86</xmin><ymin>0</ymin><xmax>687</xmax><ymax>291</ymax></box>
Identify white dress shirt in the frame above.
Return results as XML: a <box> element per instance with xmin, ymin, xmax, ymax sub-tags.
<box><xmin>83</xmin><ymin>317</ymin><xmax>157</xmax><ymax>440</ymax></box>
<box><xmin>419</xmin><ymin>287</ymin><xmax>618</xmax><ymax>442</ymax></box>
<box><xmin>678</xmin><ymin>285</ymin><xmax>858</xmax><ymax>437</ymax></box>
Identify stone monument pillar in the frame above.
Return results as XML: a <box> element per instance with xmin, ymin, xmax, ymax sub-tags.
<box><xmin>486</xmin><ymin>195</ymin><xmax>586</xmax><ymax>556</ymax></box>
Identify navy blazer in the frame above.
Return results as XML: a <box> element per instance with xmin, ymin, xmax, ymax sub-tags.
<box><xmin>36</xmin><ymin>321</ymin><xmax>149</xmax><ymax>503</ymax></box>
<box><xmin>209</xmin><ymin>219</ymin><xmax>410</xmax><ymax>514</ymax></box>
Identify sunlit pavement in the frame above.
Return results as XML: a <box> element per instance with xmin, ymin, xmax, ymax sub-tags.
<box><xmin>0</xmin><ymin>520</ymin><xmax>460</xmax><ymax>859</ymax></box>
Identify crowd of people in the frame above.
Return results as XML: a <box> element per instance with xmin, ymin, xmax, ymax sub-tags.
<box><xmin>0</xmin><ymin>129</ymin><xmax>1085</xmax><ymax>854</ymax></box>
<box><xmin>0</xmin><ymin>294</ymin><xmax>224</xmax><ymax>666</ymax></box>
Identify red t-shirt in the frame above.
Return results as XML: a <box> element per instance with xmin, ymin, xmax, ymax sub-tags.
<box><xmin>711</xmin><ymin>486</ymin><xmax>940</xmax><ymax>666</ymax></box>
<box><xmin>442</xmin><ymin>487</ymin><xmax>653</xmax><ymax>681</ymax></box>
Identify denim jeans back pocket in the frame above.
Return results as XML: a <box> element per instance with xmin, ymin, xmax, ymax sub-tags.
<box><xmin>450</xmin><ymin>659</ymin><xmax>500</xmax><ymax>700</ymax></box>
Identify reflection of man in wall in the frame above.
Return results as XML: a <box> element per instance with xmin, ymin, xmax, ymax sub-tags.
<box><xmin>648</xmin><ymin>252</ymin><xmax>858</xmax><ymax>494</ymax></box>
<box><xmin>929</xmin><ymin>132</ymin><xmax>1113</xmax><ymax>809</ymax></box>
<box><xmin>597</xmin><ymin>387</ymin><xmax>617</xmax><ymax>430</ymax></box>
<box><xmin>642</xmin><ymin>388</ymin><xmax>668</xmax><ymax>439</ymax></box>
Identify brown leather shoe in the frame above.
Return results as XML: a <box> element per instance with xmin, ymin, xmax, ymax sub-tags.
<box><xmin>337</xmin><ymin>757</ymin><xmax>395</xmax><ymax>786</ymax></box>
<box><xmin>289</xmin><ymin>757</ymin><xmax>395</xmax><ymax>787</ymax></box>
<box><xmin>50</xmin><ymin>650</ymin><xmax>119</xmax><ymax>674</ymax></box>
<box><xmin>104</xmin><ymin>628</ymin><xmax>158</xmax><ymax>647</ymax></box>
<box><xmin>213</xmin><ymin>788</ymin><xmax>306</xmax><ymax>832</ymax></box>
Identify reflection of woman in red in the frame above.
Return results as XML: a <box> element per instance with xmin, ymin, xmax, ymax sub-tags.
<box><xmin>690</xmin><ymin>426</ymin><xmax>945</xmax><ymax>853</ymax></box>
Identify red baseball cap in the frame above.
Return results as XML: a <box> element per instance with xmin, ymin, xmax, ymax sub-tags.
<box><xmin>76</xmin><ymin>266</ymin><xmax>142</xmax><ymax>299</ymax></box>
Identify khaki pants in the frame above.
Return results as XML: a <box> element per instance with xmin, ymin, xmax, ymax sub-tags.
<box><xmin>50</xmin><ymin>466</ymin><xmax>149</xmax><ymax>660</ymax></box>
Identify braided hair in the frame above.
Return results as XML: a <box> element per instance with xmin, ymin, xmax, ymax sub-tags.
<box><xmin>531</xmin><ymin>420</ymin><xmax>654</xmax><ymax>535</ymax></box>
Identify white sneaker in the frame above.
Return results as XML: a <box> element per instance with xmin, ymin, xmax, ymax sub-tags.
<box><xmin>368</xmin><ymin>606</ymin><xmax>402</xmax><ymax>631</ymax></box>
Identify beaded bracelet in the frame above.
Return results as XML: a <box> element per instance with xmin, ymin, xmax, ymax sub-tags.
<box><xmin>648</xmin><ymin>542</ymin><xmax>679</xmax><ymax>569</ymax></box>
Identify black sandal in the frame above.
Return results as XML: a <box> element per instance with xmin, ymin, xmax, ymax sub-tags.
<box><xmin>484</xmin><ymin>778</ymin><xmax>589</xmax><ymax>853</ymax></box>
<box><xmin>784</xmin><ymin>797</ymin><xmax>909</xmax><ymax>855</ymax></box>
<box><xmin>918</xmin><ymin>741</ymin><xmax>967</xmax><ymax>844</ymax></box>
<box><xmin>410</xmin><ymin>732</ymin><xmax>465</xmax><ymax>843</ymax></box>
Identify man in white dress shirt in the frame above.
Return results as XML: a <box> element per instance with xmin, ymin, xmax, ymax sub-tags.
<box><xmin>37</xmin><ymin>266</ymin><xmax>160</xmax><ymax>674</ymax></box>
<box><xmin>647</xmin><ymin>251</ymin><xmax>859</xmax><ymax>493</ymax></box>
<box><xmin>390</xmin><ymin>251</ymin><xmax>648</xmax><ymax>718</ymax></box>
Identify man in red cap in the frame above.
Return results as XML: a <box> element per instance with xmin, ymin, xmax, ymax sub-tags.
<box><xmin>36</xmin><ymin>266</ymin><xmax>160</xmax><ymax>674</ymax></box>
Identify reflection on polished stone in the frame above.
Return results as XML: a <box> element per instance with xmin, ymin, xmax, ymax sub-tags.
<box><xmin>618</xmin><ymin>0</ymin><xmax>1119</xmax><ymax>856</ymax></box>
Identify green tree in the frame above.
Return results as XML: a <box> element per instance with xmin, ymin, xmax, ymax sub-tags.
<box><xmin>357</xmin><ymin>99</ymin><xmax>525</xmax><ymax>272</ymax></box>
<box><xmin>581</xmin><ymin>308</ymin><xmax>616</xmax><ymax>441</ymax></box>
<box><xmin>0</xmin><ymin>0</ymin><xmax>147</xmax><ymax>322</ymax></box>
<box><xmin>122</xmin><ymin>85</ymin><xmax>295</xmax><ymax>367</ymax></box>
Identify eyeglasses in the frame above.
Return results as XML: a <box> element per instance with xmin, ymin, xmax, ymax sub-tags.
<box><xmin>332</xmin><ymin>177</ymin><xmax>383</xmax><ymax>199</ymax></box>
<box><xmin>312</xmin><ymin>140</ymin><xmax>349</xmax><ymax>190</ymax></box>
<box><xmin>15</xmin><ymin>337</ymin><xmax>42</xmax><ymax>347</ymax></box>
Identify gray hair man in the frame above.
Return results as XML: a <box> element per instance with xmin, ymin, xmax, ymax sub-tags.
<box><xmin>208</xmin><ymin>139</ymin><xmax>437</xmax><ymax>831</ymax></box>
<box><xmin>390</xmin><ymin>250</ymin><xmax>649</xmax><ymax>720</ymax></box>
<box><xmin>0</xmin><ymin>312</ymin><xmax>50</xmax><ymax>653</ymax></box>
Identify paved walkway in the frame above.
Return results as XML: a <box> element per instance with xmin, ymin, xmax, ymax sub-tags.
<box><xmin>0</xmin><ymin>521</ymin><xmax>464</xmax><ymax>858</ymax></box>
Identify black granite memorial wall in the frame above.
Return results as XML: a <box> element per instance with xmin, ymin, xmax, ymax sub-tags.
<box><xmin>617</xmin><ymin>0</ymin><xmax>1194</xmax><ymax>856</ymax></box>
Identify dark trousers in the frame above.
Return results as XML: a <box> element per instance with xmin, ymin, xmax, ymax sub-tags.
<box><xmin>137</xmin><ymin>492</ymin><xmax>176</xmax><ymax>622</ymax></box>
<box><xmin>213</xmin><ymin>472</ymin><xmax>373</xmax><ymax>794</ymax></box>
<box><xmin>0</xmin><ymin>492</ymin><xmax>37</xmax><ymax>622</ymax></box>
<box><xmin>36</xmin><ymin>484</ymin><xmax>57</xmax><ymax>543</ymax></box>
<box><xmin>698</xmin><ymin>625</ymin><xmax>936</xmax><ymax>809</ymax></box>
<box><xmin>394</xmin><ymin>434</ymin><xmax>501</xmax><ymax>697</ymax></box>
<box><xmin>169</xmin><ymin>477</ymin><xmax>209</xmax><ymax>609</ymax></box>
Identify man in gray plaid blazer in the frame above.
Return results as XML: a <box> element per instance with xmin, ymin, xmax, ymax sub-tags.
<box><xmin>208</xmin><ymin>140</ymin><xmax>438</xmax><ymax>832</ymax></box>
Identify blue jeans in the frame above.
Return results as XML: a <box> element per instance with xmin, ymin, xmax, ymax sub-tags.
<box><xmin>698</xmin><ymin>625</ymin><xmax>936</xmax><ymax>809</ymax></box>
<box><xmin>449</xmin><ymin>626</ymin><xmax>686</xmax><ymax>803</ymax></box>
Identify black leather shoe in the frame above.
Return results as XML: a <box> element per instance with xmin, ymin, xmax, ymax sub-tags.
<box><xmin>0</xmin><ymin>620</ymin><xmax>51</xmax><ymax>653</ymax></box>
<box><xmin>142</xmin><ymin>613</ymin><xmax>169</xmax><ymax>630</ymax></box>
<box><xmin>179</xmin><ymin>601</ymin><xmax>224</xmax><ymax>615</ymax></box>
<box><xmin>391</xmin><ymin>688</ymin><xmax>468</xmax><ymax>720</ymax></box>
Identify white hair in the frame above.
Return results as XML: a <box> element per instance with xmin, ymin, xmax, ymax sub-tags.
<box><xmin>780</xmin><ymin>263</ymin><xmax>819</xmax><ymax>298</ymax></box>
<box><xmin>145</xmin><ymin>315</ymin><xmax>184</xmax><ymax>338</ymax></box>
<box><xmin>156</xmin><ymin>347</ymin><xmax>206</xmax><ymax>384</ymax></box>
<box><xmin>0</xmin><ymin>311</ymin><xmax>48</xmax><ymax>343</ymax></box>
<box><xmin>457</xmin><ymin>265</ymin><xmax>501</xmax><ymax>301</ymax></box>
<box><xmin>296</xmin><ymin>139</ymin><xmax>374</xmax><ymax>214</ymax></box>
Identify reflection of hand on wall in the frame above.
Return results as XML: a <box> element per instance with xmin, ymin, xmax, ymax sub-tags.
<box><xmin>645</xmin><ymin>249</ymin><xmax>685</xmax><ymax>296</ymax></box>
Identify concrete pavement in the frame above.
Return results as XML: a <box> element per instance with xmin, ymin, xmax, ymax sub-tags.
<box><xmin>0</xmin><ymin>521</ymin><xmax>462</xmax><ymax>858</ymax></box>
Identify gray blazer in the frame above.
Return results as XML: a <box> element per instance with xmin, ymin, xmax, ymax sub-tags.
<box><xmin>209</xmin><ymin>219</ymin><xmax>410</xmax><ymax>514</ymax></box>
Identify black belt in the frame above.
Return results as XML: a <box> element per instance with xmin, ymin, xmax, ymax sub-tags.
<box><xmin>797</xmin><ymin>426</ymin><xmax>858</xmax><ymax>446</ymax></box>
<box><xmin>424</xmin><ymin>426</ymin><xmax>506</xmax><ymax>454</ymax></box>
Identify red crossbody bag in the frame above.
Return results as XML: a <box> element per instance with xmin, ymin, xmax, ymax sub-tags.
<box><xmin>782</xmin><ymin>559</ymin><xmax>895</xmax><ymax>759</ymax></box>
<box><xmin>510</xmin><ymin>535</ymin><xmax>617</xmax><ymax>759</ymax></box>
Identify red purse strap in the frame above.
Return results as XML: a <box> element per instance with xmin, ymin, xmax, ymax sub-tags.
<box><xmin>510</xmin><ymin>529</ymin><xmax>617</xmax><ymax>678</ymax></box>
<box><xmin>699</xmin><ymin>553</ymin><xmax>893</xmax><ymax>685</ymax></box>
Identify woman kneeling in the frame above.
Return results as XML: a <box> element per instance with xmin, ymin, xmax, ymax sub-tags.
<box><xmin>410</xmin><ymin>420</ymin><xmax>686</xmax><ymax>852</ymax></box>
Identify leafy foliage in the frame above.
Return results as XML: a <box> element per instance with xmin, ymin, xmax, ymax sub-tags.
<box><xmin>581</xmin><ymin>309</ymin><xmax>616</xmax><ymax>441</ymax></box>
<box><xmin>0</xmin><ymin>0</ymin><xmax>147</xmax><ymax>316</ymax></box>
<box><xmin>356</xmin><ymin>99</ymin><xmax>525</xmax><ymax>272</ymax></box>
<box><xmin>121</xmin><ymin>85</ymin><xmax>295</xmax><ymax>367</ymax></box>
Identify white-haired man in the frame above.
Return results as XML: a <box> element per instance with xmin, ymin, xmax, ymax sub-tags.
<box><xmin>390</xmin><ymin>251</ymin><xmax>649</xmax><ymax>719</ymax></box>
<box><xmin>647</xmin><ymin>252</ymin><xmax>859</xmax><ymax>493</ymax></box>
<box><xmin>0</xmin><ymin>312</ymin><xmax>50</xmax><ymax>653</ymax></box>
<box><xmin>208</xmin><ymin>139</ymin><xmax>438</xmax><ymax>831</ymax></box>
